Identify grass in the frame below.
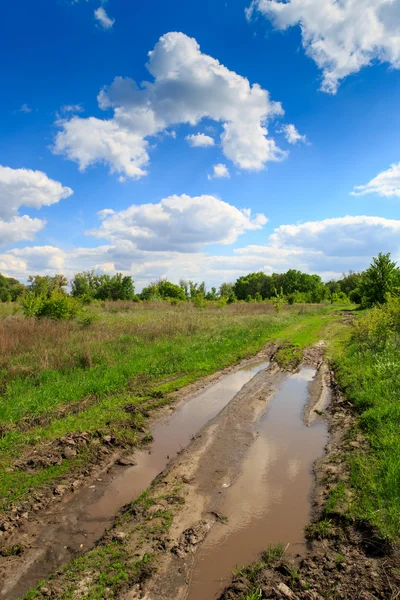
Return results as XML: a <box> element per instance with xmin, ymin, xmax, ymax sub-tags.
<box><xmin>332</xmin><ymin>303</ymin><xmax>400</xmax><ymax>539</ymax></box>
<box><xmin>0</xmin><ymin>301</ymin><xmax>334</xmax><ymax>511</ymax></box>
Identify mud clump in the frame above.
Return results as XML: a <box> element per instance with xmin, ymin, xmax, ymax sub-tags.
<box><xmin>219</xmin><ymin>541</ymin><xmax>398</xmax><ymax>600</ymax></box>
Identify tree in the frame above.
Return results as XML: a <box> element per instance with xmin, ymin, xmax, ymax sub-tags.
<box><xmin>141</xmin><ymin>279</ymin><xmax>185</xmax><ymax>301</ymax></box>
<box><xmin>71</xmin><ymin>271</ymin><xmax>135</xmax><ymax>301</ymax></box>
<box><xmin>359</xmin><ymin>253</ymin><xmax>400</xmax><ymax>307</ymax></box>
<box><xmin>218</xmin><ymin>282</ymin><xmax>233</xmax><ymax>298</ymax></box>
<box><xmin>28</xmin><ymin>274</ymin><xmax>67</xmax><ymax>298</ymax></box>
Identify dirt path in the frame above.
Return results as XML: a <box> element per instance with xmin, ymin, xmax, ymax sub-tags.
<box><xmin>0</xmin><ymin>354</ymin><xmax>273</xmax><ymax>599</ymax></box>
<box><xmin>0</xmin><ymin>344</ymin><xmax>331</xmax><ymax>600</ymax></box>
<box><xmin>130</xmin><ymin>351</ymin><xmax>327</xmax><ymax>600</ymax></box>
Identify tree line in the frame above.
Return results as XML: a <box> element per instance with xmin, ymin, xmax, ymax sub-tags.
<box><xmin>1</xmin><ymin>253</ymin><xmax>399</xmax><ymax>313</ymax></box>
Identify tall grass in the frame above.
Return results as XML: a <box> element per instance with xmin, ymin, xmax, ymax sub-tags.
<box><xmin>334</xmin><ymin>299</ymin><xmax>400</xmax><ymax>539</ymax></box>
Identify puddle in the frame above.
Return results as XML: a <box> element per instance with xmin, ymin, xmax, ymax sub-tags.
<box><xmin>3</xmin><ymin>360</ymin><xmax>269</xmax><ymax>600</ymax></box>
<box><xmin>187</xmin><ymin>368</ymin><xmax>328</xmax><ymax>600</ymax></box>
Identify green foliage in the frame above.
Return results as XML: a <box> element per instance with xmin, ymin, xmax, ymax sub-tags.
<box><xmin>359</xmin><ymin>252</ymin><xmax>399</xmax><ymax>307</ymax></box>
<box><xmin>21</xmin><ymin>291</ymin><xmax>82</xmax><ymax>320</ymax></box>
<box><xmin>351</xmin><ymin>305</ymin><xmax>394</xmax><ymax>351</ymax></box>
<box><xmin>141</xmin><ymin>279</ymin><xmax>186</xmax><ymax>301</ymax></box>
<box><xmin>334</xmin><ymin>297</ymin><xmax>400</xmax><ymax>538</ymax></box>
<box><xmin>272</xmin><ymin>287</ymin><xmax>286</xmax><ymax>312</ymax></box>
<box><xmin>28</xmin><ymin>274</ymin><xmax>67</xmax><ymax>297</ymax></box>
<box><xmin>0</xmin><ymin>273</ymin><xmax>25</xmax><ymax>302</ymax></box>
<box><xmin>233</xmin><ymin>269</ymin><xmax>327</xmax><ymax>303</ymax></box>
<box><xmin>71</xmin><ymin>271</ymin><xmax>135</xmax><ymax>301</ymax></box>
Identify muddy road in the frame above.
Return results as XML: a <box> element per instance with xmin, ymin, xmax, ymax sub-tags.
<box><xmin>1</xmin><ymin>347</ymin><xmax>330</xmax><ymax>600</ymax></box>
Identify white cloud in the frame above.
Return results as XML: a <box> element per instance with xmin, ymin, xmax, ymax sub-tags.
<box><xmin>87</xmin><ymin>194</ymin><xmax>267</xmax><ymax>251</ymax></box>
<box><xmin>0</xmin><ymin>166</ymin><xmax>72</xmax><ymax>247</ymax></box>
<box><xmin>281</xmin><ymin>124</ymin><xmax>307</xmax><ymax>145</ymax></box>
<box><xmin>0</xmin><ymin>165</ymin><xmax>73</xmax><ymax>219</ymax></box>
<box><xmin>267</xmin><ymin>215</ymin><xmax>400</xmax><ymax>267</ymax></box>
<box><xmin>20</xmin><ymin>104</ymin><xmax>32</xmax><ymax>114</ymax></box>
<box><xmin>61</xmin><ymin>104</ymin><xmax>84</xmax><ymax>114</ymax></box>
<box><xmin>94</xmin><ymin>6</ymin><xmax>115</xmax><ymax>29</ymax></box>
<box><xmin>208</xmin><ymin>163</ymin><xmax>230</xmax><ymax>179</ymax></box>
<box><xmin>2</xmin><ymin>215</ymin><xmax>400</xmax><ymax>287</ymax></box>
<box><xmin>352</xmin><ymin>162</ymin><xmax>400</xmax><ymax>198</ymax></box>
<box><xmin>0</xmin><ymin>217</ymin><xmax>46</xmax><ymax>247</ymax></box>
<box><xmin>248</xmin><ymin>0</ymin><xmax>400</xmax><ymax>93</ymax></box>
<box><xmin>53</xmin><ymin>32</ymin><xmax>287</xmax><ymax>178</ymax></box>
<box><xmin>185</xmin><ymin>133</ymin><xmax>215</xmax><ymax>147</ymax></box>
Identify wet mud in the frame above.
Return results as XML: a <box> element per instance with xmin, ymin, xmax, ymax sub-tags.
<box><xmin>187</xmin><ymin>368</ymin><xmax>328</xmax><ymax>600</ymax></box>
<box><xmin>0</xmin><ymin>360</ymin><xmax>269</xmax><ymax>600</ymax></box>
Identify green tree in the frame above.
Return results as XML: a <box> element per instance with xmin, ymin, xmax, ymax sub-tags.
<box><xmin>359</xmin><ymin>253</ymin><xmax>400</xmax><ymax>307</ymax></box>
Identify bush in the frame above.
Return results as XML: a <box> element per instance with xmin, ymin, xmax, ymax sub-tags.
<box><xmin>21</xmin><ymin>291</ymin><xmax>82</xmax><ymax>321</ymax></box>
<box><xmin>351</xmin><ymin>306</ymin><xmax>394</xmax><ymax>351</ymax></box>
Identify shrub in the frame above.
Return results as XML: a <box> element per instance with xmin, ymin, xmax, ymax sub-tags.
<box><xmin>351</xmin><ymin>306</ymin><xmax>394</xmax><ymax>351</ymax></box>
<box><xmin>21</xmin><ymin>291</ymin><xmax>82</xmax><ymax>321</ymax></box>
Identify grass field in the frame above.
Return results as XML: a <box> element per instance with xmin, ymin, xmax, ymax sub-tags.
<box><xmin>0</xmin><ymin>300</ymin><xmax>334</xmax><ymax>510</ymax></box>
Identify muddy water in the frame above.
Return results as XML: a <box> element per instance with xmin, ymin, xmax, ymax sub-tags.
<box><xmin>187</xmin><ymin>368</ymin><xmax>328</xmax><ymax>600</ymax></box>
<box><xmin>82</xmin><ymin>360</ymin><xmax>270</xmax><ymax>536</ymax></box>
<box><xmin>3</xmin><ymin>360</ymin><xmax>269</xmax><ymax>600</ymax></box>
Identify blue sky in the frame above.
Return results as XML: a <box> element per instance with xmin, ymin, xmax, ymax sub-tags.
<box><xmin>1</xmin><ymin>0</ymin><xmax>400</xmax><ymax>289</ymax></box>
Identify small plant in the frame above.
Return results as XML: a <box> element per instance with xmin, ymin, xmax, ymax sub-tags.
<box><xmin>244</xmin><ymin>590</ymin><xmax>262</xmax><ymax>600</ymax></box>
<box><xmin>272</xmin><ymin>287</ymin><xmax>286</xmax><ymax>312</ymax></box>
<box><xmin>305</xmin><ymin>519</ymin><xmax>335</xmax><ymax>540</ymax></box>
<box><xmin>260</xmin><ymin>543</ymin><xmax>285</xmax><ymax>564</ymax></box>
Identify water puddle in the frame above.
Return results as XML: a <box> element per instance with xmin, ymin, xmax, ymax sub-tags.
<box><xmin>4</xmin><ymin>360</ymin><xmax>269</xmax><ymax>600</ymax></box>
<box><xmin>81</xmin><ymin>360</ymin><xmax>270</xmax><ymax>536</ymax></box>
<box><xmin>187</xmin><ymin>368</ymin><xmax>328</xmax><ymax>600</ymax></box>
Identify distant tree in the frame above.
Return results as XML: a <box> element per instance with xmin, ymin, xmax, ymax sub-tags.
<box><xmin>218</xmin><ymin>282</ymin><xmax>233</xmax><ymax>298</ymax></box>
<box><xmin>71</xmin><ymin>271</ymin><xmax>135</xmax><ymax>301</ymax></box>
<box><xmin>179</xmin><ymin>279</ymin><xmax>189</xmax><ymax>298</ymax></box>
<box><xmin>206</xmin><ymin>287</ymin><xmax>217</xmax><ymax>300</ymax></box>
<box><xmin>359</xmin><ymin>253</ymin><xmax>400</xmax><ymax>307</ymax></box>
<box><xmin>141</xmin><ymin>279</ymin><xmax>185</xmax><ymax>301</ymax></box>
<box><xmin>28</xmin><ymin>274</ymin><xmax>67</xmax><ymax>298</ymax></box>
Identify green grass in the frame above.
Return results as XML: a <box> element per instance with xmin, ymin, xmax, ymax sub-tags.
<box><xmin>24</xmin><ymin>544</ymin><xmax>153</xmax><ymax>600</ymax></box>
<box><xmin>333</xmin><ymin>306</ymin><xmax>400</xmax><ymax>539</ymax></box>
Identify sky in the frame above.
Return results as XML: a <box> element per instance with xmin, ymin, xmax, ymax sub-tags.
<box><xmin>1</xmin><ymin>0</ymin><xmax>400</xmax><ymax>290</ymax></box>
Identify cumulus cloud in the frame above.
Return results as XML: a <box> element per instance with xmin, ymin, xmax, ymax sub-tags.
<box><xmin>281</xmin><ymin>124</ymin><xmax>307</xmax><ymax>145</ymax></box>
<box><xmin>20</xmin><ymin>104</ymin><xmax>32</xmax><ymax>114</ymax></box>
<box><xmin>94</xmin><ymin>6</ymin><xmax>115</xmax><ymax>29</ymax></box>
<box><xmin>185</xmin><ymin>133</ymin><xmax>215</xmax><ymax>147</ymax></box>
<box><xmin>0</xmin><ymin>166</ymin><xmax>73</xmax><ymax>247</ymax></box>
<box><xmin>87</xmin><ymin>194</ymin><xmax>267</xmax><ymax>251</ymax></box>
<box><xmin>0</xmin><ymin>165</ymin><xmax>73</xmax><ymax>219</ymax></box>
<box><xmin>0</xmin><ymin>217</ymin><xmax>45</xmax><ymax>247</ymax></box>
<box><xmin>53</xmin><ymin>32</ymin><xmax>287</xmax><ymax>178</ymax></box>
<box><xmin>352</xmin><ymin>162</ymin><xmax>400</xmax><ymax>198</ymax></box>
<box><xmin>208</xmin><ymin>164</ymin><xmax>230</xmax><ymax>179</ymax></box>
<box><xmin>2</xmin><ymin>215</ymin><xmax>400</xmax><ymax>287</ymax></box>
<box><xmin>248</xmin><ymin>0</ymin><xmax>400</xmax><ymax>93</ymax></box>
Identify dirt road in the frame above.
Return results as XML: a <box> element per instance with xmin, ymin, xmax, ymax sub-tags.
<box><xmin>1</xmin><ymin>345</ymin><xmax>330</xmax><ymax>599</ymax></box>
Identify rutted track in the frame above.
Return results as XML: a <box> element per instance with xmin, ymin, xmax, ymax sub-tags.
<box><xmin>0</xmin><ymin>356</ymin><xmax>271</xmax><ymax>599</ymax></box>
<box><xmin>0</xmin><ymin>344</ymin><xmax>331</xmax><ymax>600</ymax></box>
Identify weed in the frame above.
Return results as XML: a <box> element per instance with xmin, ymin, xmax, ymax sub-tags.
<box><xmin>244</xmin><ymin>590</ymin><xmax>262</xmax><ymax>600</ymax></box>
<box><xmin>260</xmin><ymin>543</ymin><xmax>285</xmax><ymax>564</ymax></box>
<box><xmin>274</xmin><ymin>344</ymin><xmax>302</xmax><ymax>370</ymax></box>
<box><xmin>305</xmin><ymin>519</ymin><xmax>335</xmax><ymax>540</ymax></box>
